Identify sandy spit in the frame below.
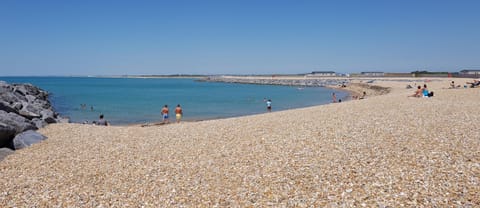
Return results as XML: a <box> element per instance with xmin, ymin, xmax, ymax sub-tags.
<box><xmin>0</xmin><ymin>78</ymin><xmax>479</xmax><ymax>207</ymax></box>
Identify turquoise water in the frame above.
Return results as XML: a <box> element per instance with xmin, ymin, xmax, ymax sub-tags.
<box><xmin>0</xmin><ymin>77</ymin><xmax>348</xmax><ymax>124</ymax></box>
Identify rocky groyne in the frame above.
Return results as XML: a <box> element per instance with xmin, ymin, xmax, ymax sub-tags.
<box><xmin>0</xmin><ymin>81</ymin><xmax>67</xmax><ymax>157</ymax></box>
<box><xmin>200</xmin><ymin>76</ymin><xmax>350</xmax><ymax>87</ymax></box>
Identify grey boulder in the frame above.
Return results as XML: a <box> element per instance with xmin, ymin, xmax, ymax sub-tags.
<box><xmin>23</xmin><ymin>102</ymin><xmax>44</xmax><ymax>115</ymax></box>
<box><xmin>40</xmin><ymin>109</ymin><xmax>56</xmax><ymax>123</ymax></box>
<box><xmin>0</xmin><ymin>110</ymin><xmax>37</xmax><ymax>134</ymax></box>
<box><xmin>12</xmin><ymin>102</ymin><xmax>23</xmax><ymax>111</ymax></box>
<box><xmin>13</xmin><ymin>84</ymin><xmax>41</xmax><ymax>96</ymax></box>
<box><xmin>31</xmin><ymin>118</ymin><xmax>48</xmax><ymax>129</ymax></box>
<box><xmin>25</xmin><ymin>94</ymin><xmax>36</xmax><ymax>103</ymax></box>
<box><xmin>0</xmin><ymin>101</ymin><xmax>17</xmax><ymax>113</ymax></box>
<box><xmin>0</xmin><ymin>122</ymin><xmax>16</xmax><ymax>148</ymax></box>
<box><xmin>13</xmin><ymin>130</ymin><xmax>47</xmax><ymax>150</ymax></box>
<box><xmin>18</xmin><ymin>109</ymin><xmax>41</xmax><ymax>119</ymax></box>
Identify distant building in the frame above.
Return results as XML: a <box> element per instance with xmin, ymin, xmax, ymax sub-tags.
<box><xmin>360</xmin><ymin>72</ymin><xmax>385</xmax><ymax>77</ymax></box>
<box><xmin>460</xmin><ymin>69</ymin><xmax>480</xmax><ymax>76</ymax></box>
<box><xmin>308</xmin><ymin>71</ymin><xmax>336</xmax><ymax>77</ymax></box>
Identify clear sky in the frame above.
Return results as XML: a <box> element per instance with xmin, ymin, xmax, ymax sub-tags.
<box><xmin>1</xmin><ymin>0</ymin><xmax>479</xmax><ymax>76</ymax></box>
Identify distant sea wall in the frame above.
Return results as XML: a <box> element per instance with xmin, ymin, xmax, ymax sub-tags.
<box><xmin>199</xmin><ymin>76</ymin><xmax>350</xmax><ymax>87</ymax></box>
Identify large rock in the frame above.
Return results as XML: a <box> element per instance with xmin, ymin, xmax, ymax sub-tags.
<box><xmin>18</xmin><ymin>109</ymin><xmax>41</xmax><ymax>119</ymax></box>
<box><xmin>0</xmin><ymin>81</ymin><xmax>61</xmax><ymax>149</ymax></box>
<box><xmin>13</xmin><ymin>130</ymin><xmax>47</xmax><ymax>150</ymax></box>
<box><xmin>34</xmin><ymin>99</ymin><xmax>51</xmax><ymax>109</ymax></box>
<box><xmin>17</xmin><ymin>102</ymin><xmax>46</xmax><ymax>119</ymax></box>
<box><xmin>0</xmin><ymin>83</ymin><xmax>12</xmax><ymax>93</ymax></box>
<box><xmin>0</xmin><ymin>148</ymin><xmax>14</xmax><ymax>161</ymax></box>
<box><xmin>25</xmin><ymin>94</ymin><xmax>36</xmax><ymax>103</ymax></box>
<box><xmin>0</xmin><ymin>101</ymin><xmax>17</xmax><ymax>113</ymax></box>
<box><xmin>0</xmin><ymin>90</ymin><xmax>23</xmax><ymax>104</ymax></box>
<box><xmin>13</xmin><ymin>84</ymin><xmax>41</xmax><ymax>96</ymax></box>
<box><xmin>24</xmin><ymin>102</ymin><xmax>44</xmax><ymax>115</ymax></box>
<box><xmin>40</xmin><ymin>109</ymin><xmax>56</xmax><ymax>123</ymax></box>
<box><xmin>0</xmin><ymin>122</ymin><xmax>16</xmax><ymax>148</ymax></box>
<box><xmin>31</xmin><ymin>118</ymin><xmax>48</xmax><ymax>129</ymax></box>
<box><xmin>0</xmin><ymin>110</ymin><xmax>37</xmax><ymax>134</ymax></box>
<box><xmin>12</xmin><ymin>102</ymin><xmax>23</xmax><ymax>111</ymax></box>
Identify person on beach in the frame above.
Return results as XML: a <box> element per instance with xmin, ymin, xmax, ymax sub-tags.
<box><xmin>161</xmin><ymin>105</ymin><xmax>169</xmax><ymax>123</ymax></box>
<box><xmin>466</xmin><ymin>79</ymin><xmax>480</xmax><ymax>88</ymax></box>
<box><xmin>422</xmin><ymin>84</ymin><xmax>429</xmax><ymax>97</ymax></box>
<box><xmin>175</xmin><ymin>104</ymin><xmax>183</xmax><ymax>123</ymax></box>
<box><xmin>359</xmin><ymin>91</ymin><xmax>366</xmax><ymax>99</ymax></box>
<box><xmin>409</xmin><ymin>86</ymin><xmax>422</xmax><ymax>97</ymax></box>
<box><xmin>266</xmin><ymin>99</ymin><xmax>272</xmax><ymax>112</ymax></box>
<box><xmin>450</xmin><ymin>81</ymin><xmax>455</xmax><ymax>88</ymax></box>
<box><xmin>423</xmin><ymin>84</ymin><xmax>434</xmax><ymax>97</ymax></box>
<box><xmin>97</xmin><ymin>114</ymin><xmax>109</xmax><ymax>126</ymax></box>
<box><xmin>332</xmin><ymin>92</ymin><xmax>337</xmax><ymax>103</ymax></box>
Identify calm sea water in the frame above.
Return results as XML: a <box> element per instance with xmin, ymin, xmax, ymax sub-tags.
<box><xmin>0</xmin><ymin>77</ymin><xmax>348</xmax><ymax>124</ymax></box>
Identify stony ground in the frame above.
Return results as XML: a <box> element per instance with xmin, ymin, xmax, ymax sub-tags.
<box><xmin>0</xmin><ymin>78</ymin><xmax>479</xmax><ymax>207</ymax></box>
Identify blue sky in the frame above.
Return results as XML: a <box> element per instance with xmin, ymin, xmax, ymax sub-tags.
<box><xmin>1</xmin><ymin>0</ymin><xmax>479</xmax><ymax>76</ymax></box>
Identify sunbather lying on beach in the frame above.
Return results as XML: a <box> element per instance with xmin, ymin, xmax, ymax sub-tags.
<box><xmin>466</xmin><ymin>79</ymin><xmax>480</xmax><ymax>88</ymax></box>
<box><xmin>409</xmin><ymin>86</ymin><xmax>422</xmax><ymax>97</ymax></box>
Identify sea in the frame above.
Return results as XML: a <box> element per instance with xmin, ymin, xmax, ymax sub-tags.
<box><xmin>0</xmin><ymin>77</ymin><xmax>348</xmax><ymax>125</ymax></box>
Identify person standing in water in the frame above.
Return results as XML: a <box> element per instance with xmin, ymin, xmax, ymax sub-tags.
<box><xmin>266</xmin><ymin>99</ymin><xmax>272</xmax><ymax>112</ymax></box>
<box><xmin>161</xmin><ymin>105</ymin><xmax>169</xmax><ymax>123</ymax></box>
<box><xmin>332</xmin><ymin>92</ymin><xmax>337</xmax><ymax>103</ymax></box>
<box><xmin>175</xmin><ymin>104</ymin><xmax>183</xmax><ymax>123</ymax></box>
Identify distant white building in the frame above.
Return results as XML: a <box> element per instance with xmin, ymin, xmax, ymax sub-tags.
<box><xmin>360</xmin><ymin>72</ymin><xmax>385</xmax><ymax>77</ymax></box>
<box><xmin>460</xmin><ymin>69</ymin><xmax>480</xmax><ymax>76</ymax></box>
<box><xmin>308</xmin><ymin>71</ymin><xmax>336</xmax><ymax>77</ymax></box>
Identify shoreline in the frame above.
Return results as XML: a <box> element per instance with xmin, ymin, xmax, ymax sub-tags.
<box><xmin>120</xmin><ymin>87</ymin><xmax>358</xmax><ymax>127</ymax></box>
<box><xmin>64</xmin><ymin>77</ymin><xmax>408</xmax><ymax>127</ymax></box>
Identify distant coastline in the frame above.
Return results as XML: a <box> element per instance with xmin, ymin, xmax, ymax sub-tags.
<box><xmin>96</xmin><ymin>74</ymin><xmax>209</xmax><ymax>79</ymax></box>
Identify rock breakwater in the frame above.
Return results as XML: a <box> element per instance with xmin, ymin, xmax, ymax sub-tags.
<box><xmin>200</xmin><ymin>76</ymin><xmax>350</xmax><ymax>87</ymax></box>
<box><xmin>0</xmin><ymin>81</ymin><xmax>67</xmax><ymax>152</ymax></box>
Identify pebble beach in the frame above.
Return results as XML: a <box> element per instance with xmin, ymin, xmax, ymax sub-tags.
<box><xmin>1</xmin><ymin>78</ymin><xmax>479</xmax><ymax>207</ymax></box>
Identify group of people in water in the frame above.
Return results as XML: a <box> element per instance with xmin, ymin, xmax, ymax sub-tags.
<box><xmin>85</xmin><ymin>99</ymin><xmax>275</xmax><ymax>126</ymax></box>
<box><xmin>80</xmin><ymin>104</ymin><xmax>94</xmax><ymax>111</ymax></box>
